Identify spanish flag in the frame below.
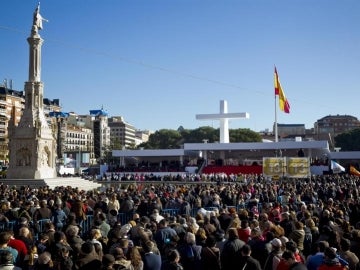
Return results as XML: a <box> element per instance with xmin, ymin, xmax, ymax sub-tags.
<box><xmin>350</xmin><ymin>165</ymin><xmax>360</xmax><ymax>176</ymax></box>
<box><xmin>274</xmin><ymin>67</ymin><xmax>290</xmax><ymax>113</ymax></box>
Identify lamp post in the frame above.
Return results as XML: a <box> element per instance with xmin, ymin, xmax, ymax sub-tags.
<box><xmin>77</xmin><ymin>146</ymin><xmax>81</xmax><ymax>175</ymax></box>
<box><xmin>49</xmin><ymin>111</ymin><xmax>69</xmax><ymax>168</ymax></box>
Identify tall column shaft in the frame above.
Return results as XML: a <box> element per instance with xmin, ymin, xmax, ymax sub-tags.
<box><xmin>28</xmin><ymin>35</ymin><xmax>43</xmax><ymax>83</ymax></box>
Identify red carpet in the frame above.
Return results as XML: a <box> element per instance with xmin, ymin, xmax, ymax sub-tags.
<box><xmin>202</xmin><ymin>165</ymin><xmax>263</xmax><ymax>175</ymax></box>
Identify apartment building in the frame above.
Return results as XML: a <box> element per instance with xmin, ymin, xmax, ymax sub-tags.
<box><xmin>0</xmin><ymin>87</ymin><xmax>24</xmax><ymax>164</ymax></box>
<box><xmin>314</xmin><ymin>114</ymin><xmax>360</xmax><ymax>141</ymax></box>
<box><xmin>108</xmin><ymin>116</ymin><xmax>136</xmax><ymax>148</ymax></box>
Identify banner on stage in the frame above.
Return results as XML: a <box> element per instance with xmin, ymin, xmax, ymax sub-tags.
<box><xmin>287</xmin><ymin>157</ymin><xmax>310</xmax><ymax>178</ymax></box>
<box><xmin>263</xmin><ymin>157</ymin><xmax>310</xmax><ymax>179</ymax></box>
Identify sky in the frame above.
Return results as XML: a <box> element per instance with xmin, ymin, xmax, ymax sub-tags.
<box><xmin>1</xmin><ymin>0</ymin><xmax>359</xmax><ymax>133</ymax></box>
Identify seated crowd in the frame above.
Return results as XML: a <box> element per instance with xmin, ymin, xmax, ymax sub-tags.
<box><xmin>0</xmin><ymin>173</ymin><xmax>360</xmax><ymax>269</ymax></box>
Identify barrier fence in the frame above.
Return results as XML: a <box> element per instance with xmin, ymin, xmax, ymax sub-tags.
<box><xmin>0</xmin><ymin>203</ymin><xmax>262</xmax><ymax>239</ymax></box>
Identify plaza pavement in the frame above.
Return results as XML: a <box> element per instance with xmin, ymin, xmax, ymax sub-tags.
<box><xmin>1</xmin><ymin>176</ymin><xmax>102</xmax><ymax>191</ymax></box>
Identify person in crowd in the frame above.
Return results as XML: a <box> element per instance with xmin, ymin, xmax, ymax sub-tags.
<box><xmin>0</xmin><ymin>232</ymin><xmax>18</xmax><ymax>265</ymax></box>
<box><xmin>101</xmin><ymin>254</ymin><xmax>115</xmax><ymax>270</ymax></box>
<box><xmin>17</xmin><ymin>202</ymin><xmax>32</xmax><ymax>223</ymax></box>
<box><xmin>236</xmin><ymin>244</ymin><xmax>262</xmax><ymax>270</ymax></box>
<box><xmin>178</xmin><ymin>232</ymin><xmax>201</xmax><ymax>270</ymax></box>
<box><xmin>277</xmin><ymin>241</ymin><xmax>304</xmax><ymax>270</ymax></box>
<box><xmin>161</xmin><ymin>249</ymin><xmax>183</xmax><ymax>270</ymax></box>
<box><xmin>112</xmin><ymin>247</ymin><xmax>133</xmax><ymax>270</ymax></box>
<box><xmin>6</xmin><ymin>230</ymin><xmax>27</xmax><ymax>268</ymax></box>
<box><xmin>220</xmin><ymin>228</ymin><xmax>245</xmax><ymax>270</ymax></box>
<box><xmin>237</xmin><ymin>219</ymin><xmax>251</xmax><ymax>243</ymax></box>
<box><xmin>154</xmin><ymin>219</ymin><xmax>177</xmax><ymax>256</ymax></box>
<box><xmin>51</xmin><ymin>201</ymin><xmax>67</xmax><ymax>232</ymax></box>
<box><xmin>151</xmin><ymin>209</ymin><xmax>164</xmax><ymax>224</ymax></box>
<box><xmin>289</xmin><ymin>221</ymin><xmax>305</xmax><ymax>254</ymax></box>
<box><xmin>130</xmin><ymin>216</ymin><xmax>151</xmax><ymax>247</ymax></box>
<box><xmin>33</xmin><ymin>251</ymin><xmax>53</xmax><ymax>270</ymax></box>
<box><xmin>75</xmin><ymin>241</ymin><xmax>102</xmax><ymax>270</ymax></box>
<box><xmin>52</xmin><ymin>245</ymin><xmax>73</xmax><ymax>270</ymax></box>
<box><xmin>202</xmin><ymin>216</ymin><xmax>216</xmax><ymax>237</ymax></box>
<box><xmin>71</xmin><ymin>198</ymin><xmax>87</xmax><ymax>228</ymax></box>
<box><xmin>338</xmin><ymin>237</ymin><xmax>359</xmax><ymax>270</ymax></box>
<box><xmin>119</xmin><ymin>194</ymin><xmax>134</xmax><ymax>215</ymax></box>
<box><xmin>214</xmin><ymin>230</ymin><xmax>226</xmax><ymax>253</ymax></box>
<box><xmin>24</xmin><ymin>245</ymin><xmax>38</xmax><ymax>270</ymax></box>
<box><xmin>89</xmin><ymin>228</ymin><xmax>104</xmax><ymax>253</ymax></box>
<box><xmin>281</xmin><ymin>250</ymin><xmax>308</xmax><ymax>270</ymax></box>
<box><xmin>33</xmin><ymin>200</ymin><xmax>52</xmax><ymax>224</ymax></box>
<box><xmin>127</xmin><ymin>246</ymin><xmax>144</xmax><ymax>270</ymax></box>
<box><xmin>195</xmin><ymin>228</ymin><xmax>207</xmax><ymax>247</ymax></box>
<box><xmin>96</xmin><ymin>212</ymin><xmax>111</xmax><ymax>238</ymax></box>
<box><xmin>200</xmin><ymin>235</ymin><xmax>220</xmax><ymax>270</ymax></box>
<box><xmin>0</xmin><ymin>250</ymin><xmax>22</xmax><ymax>270</ymax></box>
<box><xmin>18</xmin><ymin>227</ymin><xmax>34</xmax><ymax>252</ymax></box>
<box><xmin>318</xmin><ymin>247</ymin><xmax>348</xmax><ymax>270</ymax></box>
<box><xmin>217</xmin><ymin>207</ymin><xmax>233</xmax><ymax>232</ymax></box>
<box><xmin>248</xmin><ymin>227</ymin><xmax>268</xmax><ymax>267</ymax></box>
<box><xmin>306</xmin><ymin>240</ymin><xmax>329</xmax><ymax>270</ymax></box>
<box><xmin>108</xmin><ymin>194</ymin><xmax>120</xmax><ymax>214</ymax></box>
<box><xmin>187</xmin><ymin>218</ymin><xmax>199</xmax><ymax>235</ymax></box>
<box><xmin>142</xmin><ymin>240</ymin><xmax>161</xmax><ymax>270</ymax></box>
<box><xmin>264</xmin><ymin>238</ymin><xmax>283</xmax><ymax>270</ymax></box>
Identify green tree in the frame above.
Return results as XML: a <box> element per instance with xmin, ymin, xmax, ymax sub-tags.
<box><xmin>110</xmin><ymin>138</ymin><xmax>122</xmax><ymax>150</ymax></box>
<box><xmin>102</xmin><ymin>138</ymin><xmax>122</xmax><ymax>164</ymax></box>
<box><xmin>230</xmin><ymin>128</ymin><xmax>262</xmax><ymax>142</ymax></box>
<box><xmin>182</xmin><ymin>126</ymin><xmax>219</xmax><ymax>143</ymax></box>
<box><xmin>139</xmin><ymin>126</ymin><xmax>262</xmax><ymax>149</ymax></box>
<box><xmin>140</xmin><ymin>129</ymin><xmax>182</xmax><ymax>149</ymax></box>
<box><xmin>335</xmin><ymin>128</ymin><xmax>360</xmax><ymax>151</ymax></box>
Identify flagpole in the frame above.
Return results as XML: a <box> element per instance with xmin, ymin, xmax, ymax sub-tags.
<box><xmin>274</xmin><ymin>66</ymin><xmax>290</xmax><ymax>143</ymax></box>
<box><xmin>274</xmin><ymin>67</ymin><xmax>278</xmax><ymax>143</ymax></box>
<box><xmin>275</xmin><ymin>95</ymin><xmax>278</xmax><ymax>142</ymax></box>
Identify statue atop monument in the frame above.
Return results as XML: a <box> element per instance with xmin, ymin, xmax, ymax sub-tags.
<box><xmin>33</xmin><ymin>3</ymin><xmax>48</xmax><ymax>31</ymax></box>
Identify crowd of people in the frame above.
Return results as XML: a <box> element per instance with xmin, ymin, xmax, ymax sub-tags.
<box><xmin>0</xmin><ymin>173</ymin><xmax>360</xmax><ymax>269</ymax></box>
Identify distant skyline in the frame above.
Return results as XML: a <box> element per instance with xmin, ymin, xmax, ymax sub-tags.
<box><xmin>1</xmin><ymin>1</ymin><xmax>359</xmax><ymax>132</ymax></box>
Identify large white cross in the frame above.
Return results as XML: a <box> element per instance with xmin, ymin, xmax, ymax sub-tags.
<box><xmin>196</xmin><ymin>100</ymin><xmax>250</xmax><ymax>143</ymax></box>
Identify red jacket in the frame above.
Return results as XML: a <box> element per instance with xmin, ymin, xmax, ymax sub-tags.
<box><xmin>8</xmin><ymin>238</ymin><xmax>28</xmax><ymax>258</ymax></box>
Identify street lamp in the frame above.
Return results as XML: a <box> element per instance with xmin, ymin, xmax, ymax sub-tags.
<box><xmin>48</xmin><ymin>111</ymin><xmax>69</xmax><ymax>166</ymax></box>
<box><xmin>77</xmin><ymin>146</ymin><xmax>81</xmax><ymax>175</ymax></box>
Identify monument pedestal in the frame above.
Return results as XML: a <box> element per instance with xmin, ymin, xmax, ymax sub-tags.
<box><xmin>6</xmin><ymin>126</ymin><xmax>57</xmax><ymax>179</ymax></box>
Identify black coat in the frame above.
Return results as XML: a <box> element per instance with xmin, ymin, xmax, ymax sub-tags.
<box><xmin>220</xmin><ymin>238</ymin><xmax>245</xmax><ymax>270</ymax></box>
<box><xmin>237</xmin><ymin>255</ymin><xmax>262</xmax><ymax>270</ymax></box>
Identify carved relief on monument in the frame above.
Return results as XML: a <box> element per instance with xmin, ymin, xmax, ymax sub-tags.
<box><xmin>16</xmin><ymin>147</ymin><xmax>32</xmax><ymax>166</ymax></box>
<box><xmin>41</xmin><ymin>146</ymin><xmax>50</xmax><ymax>166</ymax></box>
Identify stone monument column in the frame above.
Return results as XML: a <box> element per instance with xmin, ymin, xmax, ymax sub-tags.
<box><xmin>7</xmin><ymin>4</ymin><xmax>56</xmax><ymax>179</ymax></box>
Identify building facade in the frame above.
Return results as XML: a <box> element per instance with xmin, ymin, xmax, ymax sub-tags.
<box><xmin>108</xmin><ymin>116</ymin><xmax>136</xmax><ymax>148</ymax></box>
<box><xmin>135</xmin><ymin>130</ymin><xmax>152</xmax><ymax>146</ymax></box>
<box><xmin>64</xmin><ymin>124</ymin><xmax>94</xmax><ymax>169</ymax></box>
<box><xmin>0</xmin><ymin>87</ymin><xmax>24</xmax><ymax>164</ymax></box>
<box><xmin>274</xmin><ymin>123</ymin><xmax>306</xmax><ymax>140</ymax></box>
<box><xmin>314</xmin><ymin>114</ymin><xmax>360</xmax><ymax>142</ymax></box>
<box><xmin>43</xmin><ymin>98</ymin><xmax>61</xmax><ymax>116</ymax></box>
<box><xmin>89</xmin><ymin>110</ymin><xmax>110</xmax><ymax>161</ymax></box>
